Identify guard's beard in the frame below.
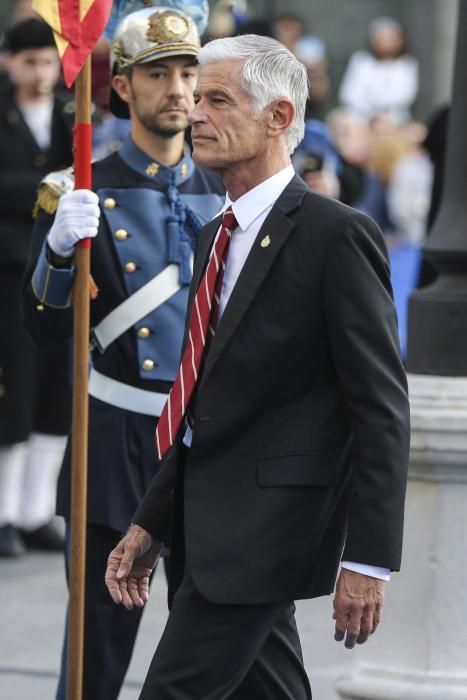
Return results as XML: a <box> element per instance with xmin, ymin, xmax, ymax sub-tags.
<box><xmin>142</xmin><ymin>118</ymin><xmax>184</xmax><ymax>138</ymax></box>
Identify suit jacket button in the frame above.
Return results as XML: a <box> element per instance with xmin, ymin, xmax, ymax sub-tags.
<box><xmin>142</xmin><ymin>358</ymin><xmax>156</xmax><ymax>371</ymax></box>
<box><xmin>34</xmin><ymin>154</ymin><xmax>47</xmax><ymax>167</ymax></box>
<box><xmin>7</xmin><ymin>109</ymin><xmax>19</xmax><ymax>124</ymax></box>
<box><xmin>36</xmin><ymin>304</ymin><xmax>45</xmax><ymax>312</ymax></box>
<box><xmin>137</xmin><ymin>327</ymin><xmax>151</xmax><ymax>339</ymax></box>
<box><xmin>104</xmin><ymin>198</ymin><xmax>117</xmax><ymax>209</ymax></box>
<box><xmin>115</xmin><ymin>228</ymin><xmax>128</xmax><ymax>240</ymax></box>
<box><xmin>124</xmin><ymin>261</ymin><xmax>137</xmax><ymax>273</ymax></box>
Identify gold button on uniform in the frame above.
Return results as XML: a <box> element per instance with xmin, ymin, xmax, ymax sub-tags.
<box><xmin>36</xmin><ymin>304</ymin><xmax>45</xmax><ymax>312</ymax></box>
<box><xmin>115</xmin><ymin>228</ymin><xmax>128</xmax><ymax>240</ymax></box>
<box><xmin>104</xmin><ymin>198</ymin><xmax>117</xmax><ymax>209</ymax></box>
<box><xmin>137</xmin><ymin>327</ymin><xmax>151</xmax><ymax>339</ymax></box>
<box><xmin>142</xmin><ymin>358</ymin><xmax>156</xmax><ymax>371</ymax></box>
<box><xmin>124</xmin><ymin>261</ymin><xmax>137</xmax><ymax>273</ymax></box>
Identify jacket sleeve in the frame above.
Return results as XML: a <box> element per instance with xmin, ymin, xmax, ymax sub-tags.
<box><xmin>323</xmin><ymin>211</ymin><xmax>410</xmax><ymax>571</ymax></box>
<box><xmin>21</xmin><ymin>210</ymin><xmax>74</xmax><ymax>350</ymax></box>
<box><xmin>131</xmin><ymin>445</ymin><xmax>180</xmax><ymax>544</ymax></box>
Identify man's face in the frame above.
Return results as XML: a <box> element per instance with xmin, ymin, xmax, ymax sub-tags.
<box><xmin>6</xmin><ymin>47</ymin><xmax>60</xmax><ymax>96</ymax></box>
<box><xmin>273</xmin><ymin>18</ymin><xmax>303</xmax><ymax>51</ymax></box>
<box><xmin>121</xmin><ymin>57</ymin><xmax>198</xmax><ymax>137</ymax></box>
<box><xmin>189</xmin><ymin>60</ymin><xmax>269</xmax><ymax>172</ymax></box>
<box><xmin>370</xmin><ymin>28</ymin><xmax>403</xmax><ymax>59</ymax></box>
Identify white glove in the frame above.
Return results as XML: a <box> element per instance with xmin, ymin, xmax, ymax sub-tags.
<box><xmin>47</xmin><ymin>189</ymin><xmax>100</xmax><ymax>258</ymax></box>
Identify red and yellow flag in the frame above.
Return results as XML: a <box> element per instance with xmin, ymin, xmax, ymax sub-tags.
<box><xmin>32</xmin><ymin>0</ymin><xmax>112</xmax><ymax>87</ymax></box>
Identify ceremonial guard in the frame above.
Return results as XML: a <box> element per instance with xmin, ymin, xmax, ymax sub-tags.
<box><xmin>0</xmin><ymin>18</ymin><xmax>73</xmax><ymax>557</ymax></box>
<box><xmin>22</xmin><ymin>6</ymin><xmax>224</xmax><ymax>699</ymax></box>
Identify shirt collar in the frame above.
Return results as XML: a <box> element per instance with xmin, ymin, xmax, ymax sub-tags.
<box><xmin>119</xmin><ymin>135</ymin><xmax>194</xmax><ymax>186</ymax></box>
<box><xmin>224</xmin><ymin>164</ymin><xmax>295</xmax><ymax>231</ymax></box>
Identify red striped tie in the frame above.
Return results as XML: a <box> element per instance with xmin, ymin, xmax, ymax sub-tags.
<box><xmin>155</xmin><ymin>207</ymin><xmax>237</xmax><ymax>460</ymax></box>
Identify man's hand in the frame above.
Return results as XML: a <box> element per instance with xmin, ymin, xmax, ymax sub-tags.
<box><xmin>47</xmin><ymin>189</ymin><xmax>100</xmax><ymax>258</ymax></box>
<box><xmin>332</xmin><ymin>569</ymin><xmax>385</xmax><ymax>649</ymax></box>
<box><xmin>105</xmin><ymin>524</ymin><xmax>161</xmax><ymax>610</ymax></box>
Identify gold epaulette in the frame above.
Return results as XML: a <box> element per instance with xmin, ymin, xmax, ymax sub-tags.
<box><xmin>33</xmin><ymin>168</ymin><xmax>75</xmax><ymax>218</ymax></box>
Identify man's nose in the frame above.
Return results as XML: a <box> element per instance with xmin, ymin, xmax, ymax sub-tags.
<box><xmin>167</xmin><ymin>71</ymin><xmax>185</xmax><ymax>97</ymax></box>
<box><xmin>188</xmin><ymin>102</ymin><xmax>204</xmax><ymax>125</ymax></box>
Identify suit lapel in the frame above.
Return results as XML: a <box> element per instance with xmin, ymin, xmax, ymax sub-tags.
<box><xmin>200</xmin><ymin>176</ymin><xmax>308</xmax><ymax>389</ymax></box>
<box><xmin>191</xmin><ymin>214</ymin><xmax>222</xmax><ymax>295</ymax></box>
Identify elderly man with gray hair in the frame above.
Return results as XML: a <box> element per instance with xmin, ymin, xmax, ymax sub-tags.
<box><xmin>105</xmin><ymin>34</ymin><xmax>410</xmax><ymax>699</ymax></box>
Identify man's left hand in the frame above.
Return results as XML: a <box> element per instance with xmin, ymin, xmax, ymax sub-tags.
<box><xmin>332</xmin><ymin>569</ymin><xmax>385</xmax><ymax>649</ymax></box>
<box><xmin>105</xmin><ymin>524</ymin><xmax>161</xmax><ymax>610</ymax></box>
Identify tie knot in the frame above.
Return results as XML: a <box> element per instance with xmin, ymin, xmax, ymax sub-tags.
<box><xmin>222</xmin><ymin>207</ymin><xmax>237</xmax><ymax>232</ymax></box>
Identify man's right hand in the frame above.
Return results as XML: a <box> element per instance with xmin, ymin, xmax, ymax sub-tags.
<box><xmin>47</xmin><ymin>189</ymin><xmax>100</xmax><ymax>258</ymax></box>
<box><xmin>105</xmin><ymin>524</ymin><xmax>161</xmax><ymax>610</ymax></box>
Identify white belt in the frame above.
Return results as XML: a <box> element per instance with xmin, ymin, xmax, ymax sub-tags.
<box><xmin>92</xmin><ymin>262</ymin><xmax>187</xmax><ymax>353</ymax></box>
<box><xmin>88</xmin><ymin>368</ymin><xmax>168</xmax><ymax>417</ymax></box>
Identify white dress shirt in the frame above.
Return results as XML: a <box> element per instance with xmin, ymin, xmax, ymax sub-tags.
<box><xmin>19</xmin><ymin>100</ymin><xmax>54</xmax><ymax>150</ymax></box>
<box><xmin>184</xmin><ymin>164</ymin><xmax>390</xmax><ymax>581</ymax></box>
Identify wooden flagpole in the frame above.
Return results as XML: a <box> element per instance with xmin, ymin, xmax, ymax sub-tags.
<box><xmin>66</xmin><ymin>57</ymin><xmax>93</xmax><ymax>700</ymax></box>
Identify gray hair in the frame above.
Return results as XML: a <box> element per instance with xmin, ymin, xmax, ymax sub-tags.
<box><xmin>197</xmin><ymin>34</ymin><xmax>308</xmax><ymax>153</ymax></box>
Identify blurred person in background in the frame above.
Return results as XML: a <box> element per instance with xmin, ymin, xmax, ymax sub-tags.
<box><xmin>272</xmin><ymin>13</ymin><xmax>304</xmax><ymax>51</ymax></box>
<box><xmin>22</xmin><ymin>6</ymin><xmax>224</xmax><ymax>698</ymax></box>
<box><xmin>12</xmin><ymin>0</ymin><xmax>37</xmax><ymax>21</ymax></box>
<box><xmin>208</xmin><ymin>0</ymin><xmax>250</xmax><ymax>39</ymax></box>
<box><xmin>386</xmin><ymin>121</ymin><xmax>433</xmax><ymax>248</ymax></box>
<box><xmin>327</xmin><ymin>109</ymin><xmax>398</xmax><ymax>232</ymax></box>
<box><xmin>0</xmin><ymin>0</ymin><xmax>38</xmax><ymax>73</ymax></box>
<box><xmin>384</xmin><ymin>120</ymin><xmax>433</xmax><ymax>359</ymax></box>
<box><xmin>0</xmin><ymin>17</ymin><xmax>73</xmax><ymax>557</ymax></box>
<box><xmin>293</xmin><ymin>118</ymin><xmax>364</xmax><ymax>206</ymax></box>
<box><xmin>338</xmin><ymin>16</ymin><xmax>418</xmax><ymax>126</ymax></box>
<box><xmin>294</xmin><ymin>35</ymin><xmax>331</xmax><ymax>121</ymax></box>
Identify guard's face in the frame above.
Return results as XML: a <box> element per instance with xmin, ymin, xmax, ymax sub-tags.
<box><xmin>5</xmin><ymin>47</ymin><xmax>60</xmax><ymax>96</ymax></box>
<box><xmin>189</xmin><ymin>60</ymin><xmax>269</xmax><ymax>172</ymax></box>
<box><xmin>115</xmin><ymin>56</ymin><xmax>198</xmax><ymax>137</ymax></box>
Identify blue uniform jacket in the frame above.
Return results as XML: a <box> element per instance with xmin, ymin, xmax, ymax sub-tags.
<box><xmin>22</xmin><ymin>138</ymin><xmax>224</xmax><ymax>532</ymax></box>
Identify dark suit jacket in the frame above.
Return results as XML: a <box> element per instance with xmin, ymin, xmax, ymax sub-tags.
<box><xmin>0</xmin><ymin>78</ymin><xmax>73</xmax><ymax>443</ymax></box>
<box><xmin>134</xmin><ymin>175</ymin><xmax>410</xmax><ymax>605</ymax></box>
<box><xmin>0</xmin><ymin>78</ymin><xmax>73</xmax><ymax>269</ymax></box>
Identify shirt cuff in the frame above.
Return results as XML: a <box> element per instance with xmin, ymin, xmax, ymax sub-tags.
<box><xmin>31</xmin><ymin>240</ymin><xmax>75</xmax><ymax>308</ymax></box>
<box><xmin>340</xmin><ymin>561</ymin><xmax>391</xmax><ymax>581</ymax></box>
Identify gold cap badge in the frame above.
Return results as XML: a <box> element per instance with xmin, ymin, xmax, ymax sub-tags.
<box><xmin>111</xmin><ymin>7</ymin><xmax>200</xmax><ymax>71</ymax></box>
<box><xmin>147</xmin><ymin>10</ymin><xmax>189</xmax><ymax>43</ymax></box>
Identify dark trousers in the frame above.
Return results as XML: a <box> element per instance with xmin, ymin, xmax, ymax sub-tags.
<box><xmin>56</xmin><ymin>522</ymin><xmax>153</xmax><ymax>700</ymax></box>
<box><xmin>139</xmin><ymin>570</ymin><xmax>312</xmax><ymax>700</ymax></box>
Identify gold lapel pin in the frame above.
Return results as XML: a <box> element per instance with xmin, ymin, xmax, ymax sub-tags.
<box><xmin>260</xmin><ymin>235</ymin><xmax>271</xmax><ymax>248</ymax></box>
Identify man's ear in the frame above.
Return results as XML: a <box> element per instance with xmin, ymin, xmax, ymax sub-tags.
<box><xmin>111</xmin><ymin>73</ymin><xmax>132</xmax><ymax>107</ymax></box>
<box><xmin>266</xmin><ymin>98</ymin><xmax>295</xmax><ymax>139</ymax></box>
